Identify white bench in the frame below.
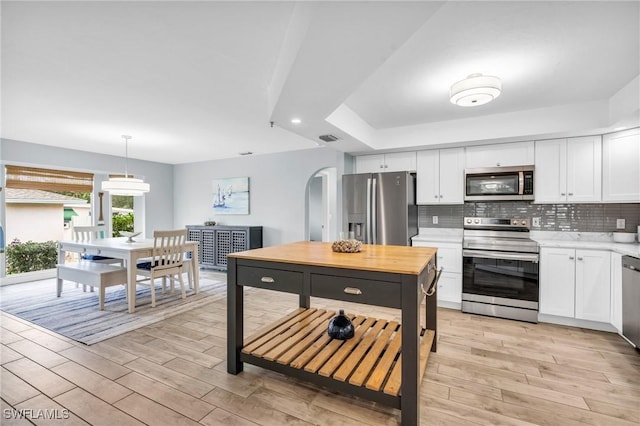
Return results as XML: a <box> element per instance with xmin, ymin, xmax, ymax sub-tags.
<box><xmin>57</xmin><ymin>262</ymin><xmax>128</xmax><ymax>310</ymax></box>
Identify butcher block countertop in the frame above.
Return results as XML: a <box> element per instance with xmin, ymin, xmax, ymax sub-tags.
<box><xmin>228</xmin><ymin>241</ymin><xmax>437</xmax><ymax>275</ymax></box>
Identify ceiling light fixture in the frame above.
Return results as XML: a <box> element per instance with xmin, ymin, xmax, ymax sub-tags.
<box><xmin>291</xmin><ymin>118</ymin><xmax>301</xmax><ymax>124</ymax></box>
<box><xmin>101</xmin><ymin>135</ymin><xmax>150</xmax><ymax>196</ymax></box>
<box><xmin>450</xmin><ymin>73</ymin><xmax>501</xmax><ymax>107</ymax></box>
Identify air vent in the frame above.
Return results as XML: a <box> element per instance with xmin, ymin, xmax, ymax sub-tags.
<box><xmin>319</xmin><ymin>134</ymin><xmax>339</xmax><ymax>143</ymax></box>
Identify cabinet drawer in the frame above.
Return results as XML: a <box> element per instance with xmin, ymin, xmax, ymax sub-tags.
<box><xmin>237</xmin><ymin>266</ymin><xmax>302</xmax><ymax>294</ymax></box>
<box><xmin>311</xmin><ymin>274</ymin><xmax>401</xmax><ymax>308</ymax></box>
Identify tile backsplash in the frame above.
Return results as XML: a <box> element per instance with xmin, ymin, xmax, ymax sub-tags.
<box><xmin>418</xmin><ymin>202</ymin><xmax>640</xmax><ymax>232</ymax></box>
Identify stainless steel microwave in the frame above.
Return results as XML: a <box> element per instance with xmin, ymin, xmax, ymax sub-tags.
<box><xmin>464</xmin><ymin>165</ymin><xmax>534</xmax><ymax>201</ymax></box>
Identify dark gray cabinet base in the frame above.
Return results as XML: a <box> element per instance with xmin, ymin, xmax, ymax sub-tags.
<box><xmin>186</xmin><ymin>225</ymin><xmax>262</xmax><ymax>271</ymax></box>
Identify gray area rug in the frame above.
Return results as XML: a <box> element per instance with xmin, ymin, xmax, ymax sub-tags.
<box><xmin>0</xmin><ymin>270</ymin><xmax>227</xmax><ymax>345</ymax></box>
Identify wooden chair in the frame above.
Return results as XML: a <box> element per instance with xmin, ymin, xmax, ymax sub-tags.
<box><xmin>135</xmin><ymin>229</ymin><xmax>187</xmax><ymax>308</ymax></box>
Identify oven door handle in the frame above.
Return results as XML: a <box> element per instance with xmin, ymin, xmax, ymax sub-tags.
<box><xmin>463</xmin><ymin>249</ymin><xmax>539</xmax><ymax>263</ymax></box>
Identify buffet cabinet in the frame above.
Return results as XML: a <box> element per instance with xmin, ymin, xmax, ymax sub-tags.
<box><xmin>186</xmin><ymin>225</ymin><xmax>263</xmax><ymax>271</ymax></box>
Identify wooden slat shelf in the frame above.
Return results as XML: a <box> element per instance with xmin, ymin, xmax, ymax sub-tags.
<box><xmin>242</xmin><ymin>308</ymin><xmax>435</xmax><ymax>400</ymax></box>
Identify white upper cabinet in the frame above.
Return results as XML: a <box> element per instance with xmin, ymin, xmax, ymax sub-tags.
<box><xmin>464</xmin><ymin>141</ymin><xmax>534</xmax><ymax>168</ymax></box>
<box><xmin>355</xmin><ymin>152</ymin><xmax>416</xmax><ymax>174</ymax></box>
<box><xmin>535</xmin><ymin>136</ymin><xmax>601</xmax><ymax>203</ymax></box>
<box><xmin>602</xmin><ymin>128</ymin><xmax>640</xmax><ymax>202</ymax></box>
<box><xmin>416</xmin><ymin>147</ymin><xmax>465</xmax><ymax>204</ymax></box>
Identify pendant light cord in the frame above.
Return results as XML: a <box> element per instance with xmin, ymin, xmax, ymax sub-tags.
<box><xmin>122</xmin><ymin>135</ymin><xmax>131</xmax><ymax>178</ymax></box>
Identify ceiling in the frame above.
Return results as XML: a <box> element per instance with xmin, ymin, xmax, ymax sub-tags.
<box><xmin>2</xmin><ymin>1</ymin><xmax>639</xmax><ymax>165</ymax></box>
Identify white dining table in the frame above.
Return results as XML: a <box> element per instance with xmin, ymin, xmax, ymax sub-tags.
<box><xmin>58</xmin><ymin>237</ymin><xmax>200</xmax><ymax>313</ymax></box>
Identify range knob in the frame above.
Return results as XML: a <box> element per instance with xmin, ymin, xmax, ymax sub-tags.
<box><xmin>512</xmin><ymin>220</ymin><xmax>518</xmax><ymax>225</ymax></box>
<box><xmin>474</xmin><ymin>219</ymin><xmax>480</xmax><ymax>224</ymax></box>
<box><xmin>521</xmin><ymin>220</ymin><xmax>527</xmax><ymax>226</ymax></box>
<box><xmin>466</xmin><ymin>218</ymin><xmax>472</xmax><ymax>224</ymax></box>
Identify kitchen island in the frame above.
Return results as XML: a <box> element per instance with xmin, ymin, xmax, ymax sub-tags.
<box><xmin>227</xmin><ymin>241</ymin><xmax>438</xmax><ymax>425</ymax></box>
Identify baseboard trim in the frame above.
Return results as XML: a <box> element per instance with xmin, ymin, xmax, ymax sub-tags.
<box><xmin>538</xmin><ymin>314</ymin><xmax>617</xmax><ymax>332</ymax></box>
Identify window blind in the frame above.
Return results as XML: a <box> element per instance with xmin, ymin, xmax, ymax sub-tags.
<box><xmin>5</xmin><ymin>165</ymin><xmax>94</xmax><ymax>193</ymax></box>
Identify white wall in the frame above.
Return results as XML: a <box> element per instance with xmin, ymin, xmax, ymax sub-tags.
<box><xmin>173</xmin><ymin>147</ymin><xmax>346</xmax><ymax>246</ymax></box>
<box><xmin>1</xmin><ymin>138</ymin><xmax>174</xmax><ymax>236</ymax></box>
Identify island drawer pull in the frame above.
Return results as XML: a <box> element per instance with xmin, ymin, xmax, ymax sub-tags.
<box><xmin>343</xmin><ymin>287</ymin><xmax>362</xmax><ymax>295</ymax></box>
<box><xmin>261</xmin><ymin>276</ymin><xmax>275</xmax><ymax>283</ymax></box>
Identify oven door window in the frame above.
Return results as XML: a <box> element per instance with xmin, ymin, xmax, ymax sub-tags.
<box><xmin>466</xmin><ymin>173</ymin><xmax>519</xmax><ymax>196</ymax></box>
<box><xmin>463</xmin><ymin>256</ymin><xmax>538</xmax><ymax>302</ymax></box>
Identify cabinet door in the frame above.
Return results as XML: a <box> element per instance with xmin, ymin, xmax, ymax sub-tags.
<box><xmin>384</xmin><ymin>152</ymin><xmax>417</xmax><ymax>172</ymax></box>
<box><xmin>416</xmin><ymin>150</ymin><xmax>439</xmax><ymax>204</ymax></box>
<box><xmin>610</xmin><ymin>252</ymin><xmax>623</xmax><ymax>332</ymax></box>
<box><xmin>438</xmin><ymin>148</ymin><xmax>465</xmax><ymax>204</ymax></box>
<box><xmin>355</xmin><ymin>155</ymin><xmax>384</xmax><ymax>173</ymax></box>
<box><xmin>540</xmin><ymin>248</ymin><xmax>575</xmax><ymax>317</ymax></box>
<box><xmin>534</xmin><ymin>139</ymin><xmax>567</xmax><ymax>203</ymax></box>
<box><xmin>201</xmin><ymin>229</ymin><xmax>216</xmax><ymax>266</ymax></box>
<box><xmin>437</xmin><ymin>273</ymin><xmax>462</xmax><ymax>305</ymax></box>
<box><xmin>214</xmin><ymin>230</ymin><xmax>232</xmax><ymax>268</ymax></box>
<box><xmin>566</xmin><ymin>136</ymin><xmax>601</xmax><ymax>202</ymax></box>
<box><xmin>434</xmin><ymin>243</ymin><xmax>462</xmax><ymax>274</ymax></box>
<box><xmin>575</xmin><ymin>249</ymin><xmax>610</xmax><ymax>322</ymax></box>
<box><xmin>465</xmin><ymin>141</ymin><xmax>534</xmax><ymax>168</ymax></box>
<box><xmin>603</xmin><ymin>128</ymin><xmax>640</xmax><ymax>202</ymax></box>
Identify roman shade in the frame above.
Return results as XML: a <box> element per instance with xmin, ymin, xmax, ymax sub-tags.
<box><xmin>5</xmin><ymin>165</ymin><xmax>94</xmax><ymax>193</ymax></box>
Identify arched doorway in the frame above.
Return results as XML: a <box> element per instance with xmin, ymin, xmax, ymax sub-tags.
<box><xmin>305</xmin><ymin>167</ymin><xmax>337</xmax><ymax>242</ymax></box>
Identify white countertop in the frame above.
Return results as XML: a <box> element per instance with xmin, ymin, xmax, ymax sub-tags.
<box><xmin>531</xmin><ymin>231</ymin><xmax>640</xmax><ymax>257</ymax></box>
<box><xmin>412</xmin><ymin>228</ymin><xmax>463</xmax><ymax>244</ymax></box>
<box><xmin>412</xmin><ymin>229</ymin><xmax>640</xmax><ymax>257</ymax></box>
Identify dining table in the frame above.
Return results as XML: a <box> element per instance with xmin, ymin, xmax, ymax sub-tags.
<box><xmin>57</xmin><ymin>237</ymin><xmax>200</xmax><ymax>313</ymax></box>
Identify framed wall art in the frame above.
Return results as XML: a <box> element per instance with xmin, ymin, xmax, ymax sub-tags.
<box><xmin>212</xmin><ymin>176</ymin><xmax>250</xmax><ymax>215</ymax></box>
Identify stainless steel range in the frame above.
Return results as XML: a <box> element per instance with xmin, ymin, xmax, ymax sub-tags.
<box><xmin>462</xmin><ymin>217</ymin><xmax>540</xmax><ymax>323</ymax></box>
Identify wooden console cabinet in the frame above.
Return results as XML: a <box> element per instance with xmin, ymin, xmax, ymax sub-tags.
<box><xmin>186</xmin><ymin>225</ymin><xmax>262</xmax><ymax>271</ymax></box>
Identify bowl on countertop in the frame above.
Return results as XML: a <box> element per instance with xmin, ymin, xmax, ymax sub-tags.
<box><xmin>613</xmin><ymin>232</ymin><xmax>637</xmax><ymax>243</ymax></box>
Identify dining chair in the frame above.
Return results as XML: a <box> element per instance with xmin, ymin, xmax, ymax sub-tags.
<box><xmin>72</xmin><ymin>225</ymin><xmax>122</xmax><ymax>291</ymax></box>
<box><xmin>135</xmin><ymin>229</ymin><xmax>188</xmax><ymax>308</ymax></box>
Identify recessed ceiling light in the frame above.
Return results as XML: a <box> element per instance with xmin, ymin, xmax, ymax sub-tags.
<box><xmin>613</xmin><ymin>126</ymin><xmax>627</xmax><ymax>131</ymax></box>
<box><xmin>291</xmin><ymin>118</ymin><xmax>302</xmax><ymax>124</ymax></box>
<box><xmin>450</xmin><ymin>74</ymin><xmax>501</xmax><ymax>107</ymax></box>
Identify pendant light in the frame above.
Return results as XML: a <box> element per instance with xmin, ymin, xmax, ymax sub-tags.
<box><xmin>101</xmin><ymin>135</ymin><xmax>150</xmax><ymax>196</ymax></box>
<box><xmin>450</xmin><ymin>73</ymin><xmax>501</xmax><ymax>107</ymax></box>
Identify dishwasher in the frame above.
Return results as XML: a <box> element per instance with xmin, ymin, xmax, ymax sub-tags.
<box><xmin>622</xmin><ymin>255</ymin><xmax>640</xmax><ymax>349</ymax></box>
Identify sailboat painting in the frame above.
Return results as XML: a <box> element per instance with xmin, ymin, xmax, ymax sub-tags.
<box><xmin>212</xmin><ymin>177</ymin><xmax>250</xmax><ymax>214</ymax></box>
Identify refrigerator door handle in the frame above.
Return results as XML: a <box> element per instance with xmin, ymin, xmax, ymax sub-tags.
<box><xmin>366</xmin><ymin>177</ymin><xmax>372</xmax><ymax>244</ymax></box>
<box><xmin>371</xmin><ymin>177</ymin><xmax>377</xmax><ymax>245</ymax></box>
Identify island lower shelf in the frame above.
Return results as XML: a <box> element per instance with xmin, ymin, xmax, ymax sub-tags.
<box><xmin>240</xmin><ymin>307</ymin><xmax>434</xmax><ymax>408</ymax></box>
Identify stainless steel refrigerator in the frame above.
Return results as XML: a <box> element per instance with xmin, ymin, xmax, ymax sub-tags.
<box><xmin>342</xmin><ymin>171</ymin><xmax>417</xmax><ymax>246</ymax></box>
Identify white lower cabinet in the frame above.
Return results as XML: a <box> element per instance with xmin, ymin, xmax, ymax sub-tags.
<box><xmin>413</xmin><ymin>240</ymin><xmax>462</xmax><ymax>307</ymax></box>
<box><xmin>540</xmin><ymin>247</ymin><xmax>611</xmax><ymax>323</ymax></box>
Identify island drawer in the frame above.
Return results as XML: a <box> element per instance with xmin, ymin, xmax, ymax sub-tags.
<box><xmin>237</xmin><ymin>266</ymin><xmax>302</xmax><ymax>294</ymax></box>
<box><xmin>310</xmin><ymin>274</ymin><xmax>401</xmax><ymax>308</ymax></box>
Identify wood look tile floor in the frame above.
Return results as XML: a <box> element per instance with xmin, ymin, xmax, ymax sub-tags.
<box><xmin>1</xmin><ymin>270</ymin><xmax>639</xmax><ymax>425</ymax></box>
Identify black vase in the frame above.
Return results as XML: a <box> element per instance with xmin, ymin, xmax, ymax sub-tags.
<box><xmin>328</xmin><ymin>309</ymin><xmax>354</xmax><ymax>340</ymax></box>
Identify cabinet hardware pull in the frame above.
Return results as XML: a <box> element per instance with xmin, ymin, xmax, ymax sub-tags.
<box><xmin>561</xmin><ymin>193</ymin><xmax>566</xmax><ymax>196</ymax></box>
<box><xmin>577</xmin><ymin>257</ymin><xmax>583</xmax><ymax>261</ymax></box>
<box><xmin>569</xmin><ymin>256</ymin><xmax>575</xmax><ymax>260</ymax></box>
<box><xmin>568</xmin><ymin>192</ymin><xmax>574</xmax><ymax>196</ymax></box>
<box><xmin>434</xmin><ymin>195</ymin><xmax>438</xmax><ymax>198</ymax></box>
<box><xmin>260</xmin><ymin>277</ymin><xmax>275</xmax><ymax>283</ymax></box>
<box><xmin>343</xmin><ymin>287</ymin><xmax>362</xmax><ymax>295</ymax></box>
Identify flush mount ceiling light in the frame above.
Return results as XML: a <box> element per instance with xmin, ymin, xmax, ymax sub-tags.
<box><xmin>449</xmin><ymin>73</ymin><xmax>502</xmax><ymax>107</ymax></box>
<box><xmin>101</xmin><ymin>135</ymin><xmax>150</xmax><ymax>196</ymax></box>
<box><xmin>291</xmin><ymin>118</ymin><xmax>301</xmax><ymax>124</ymax></box>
